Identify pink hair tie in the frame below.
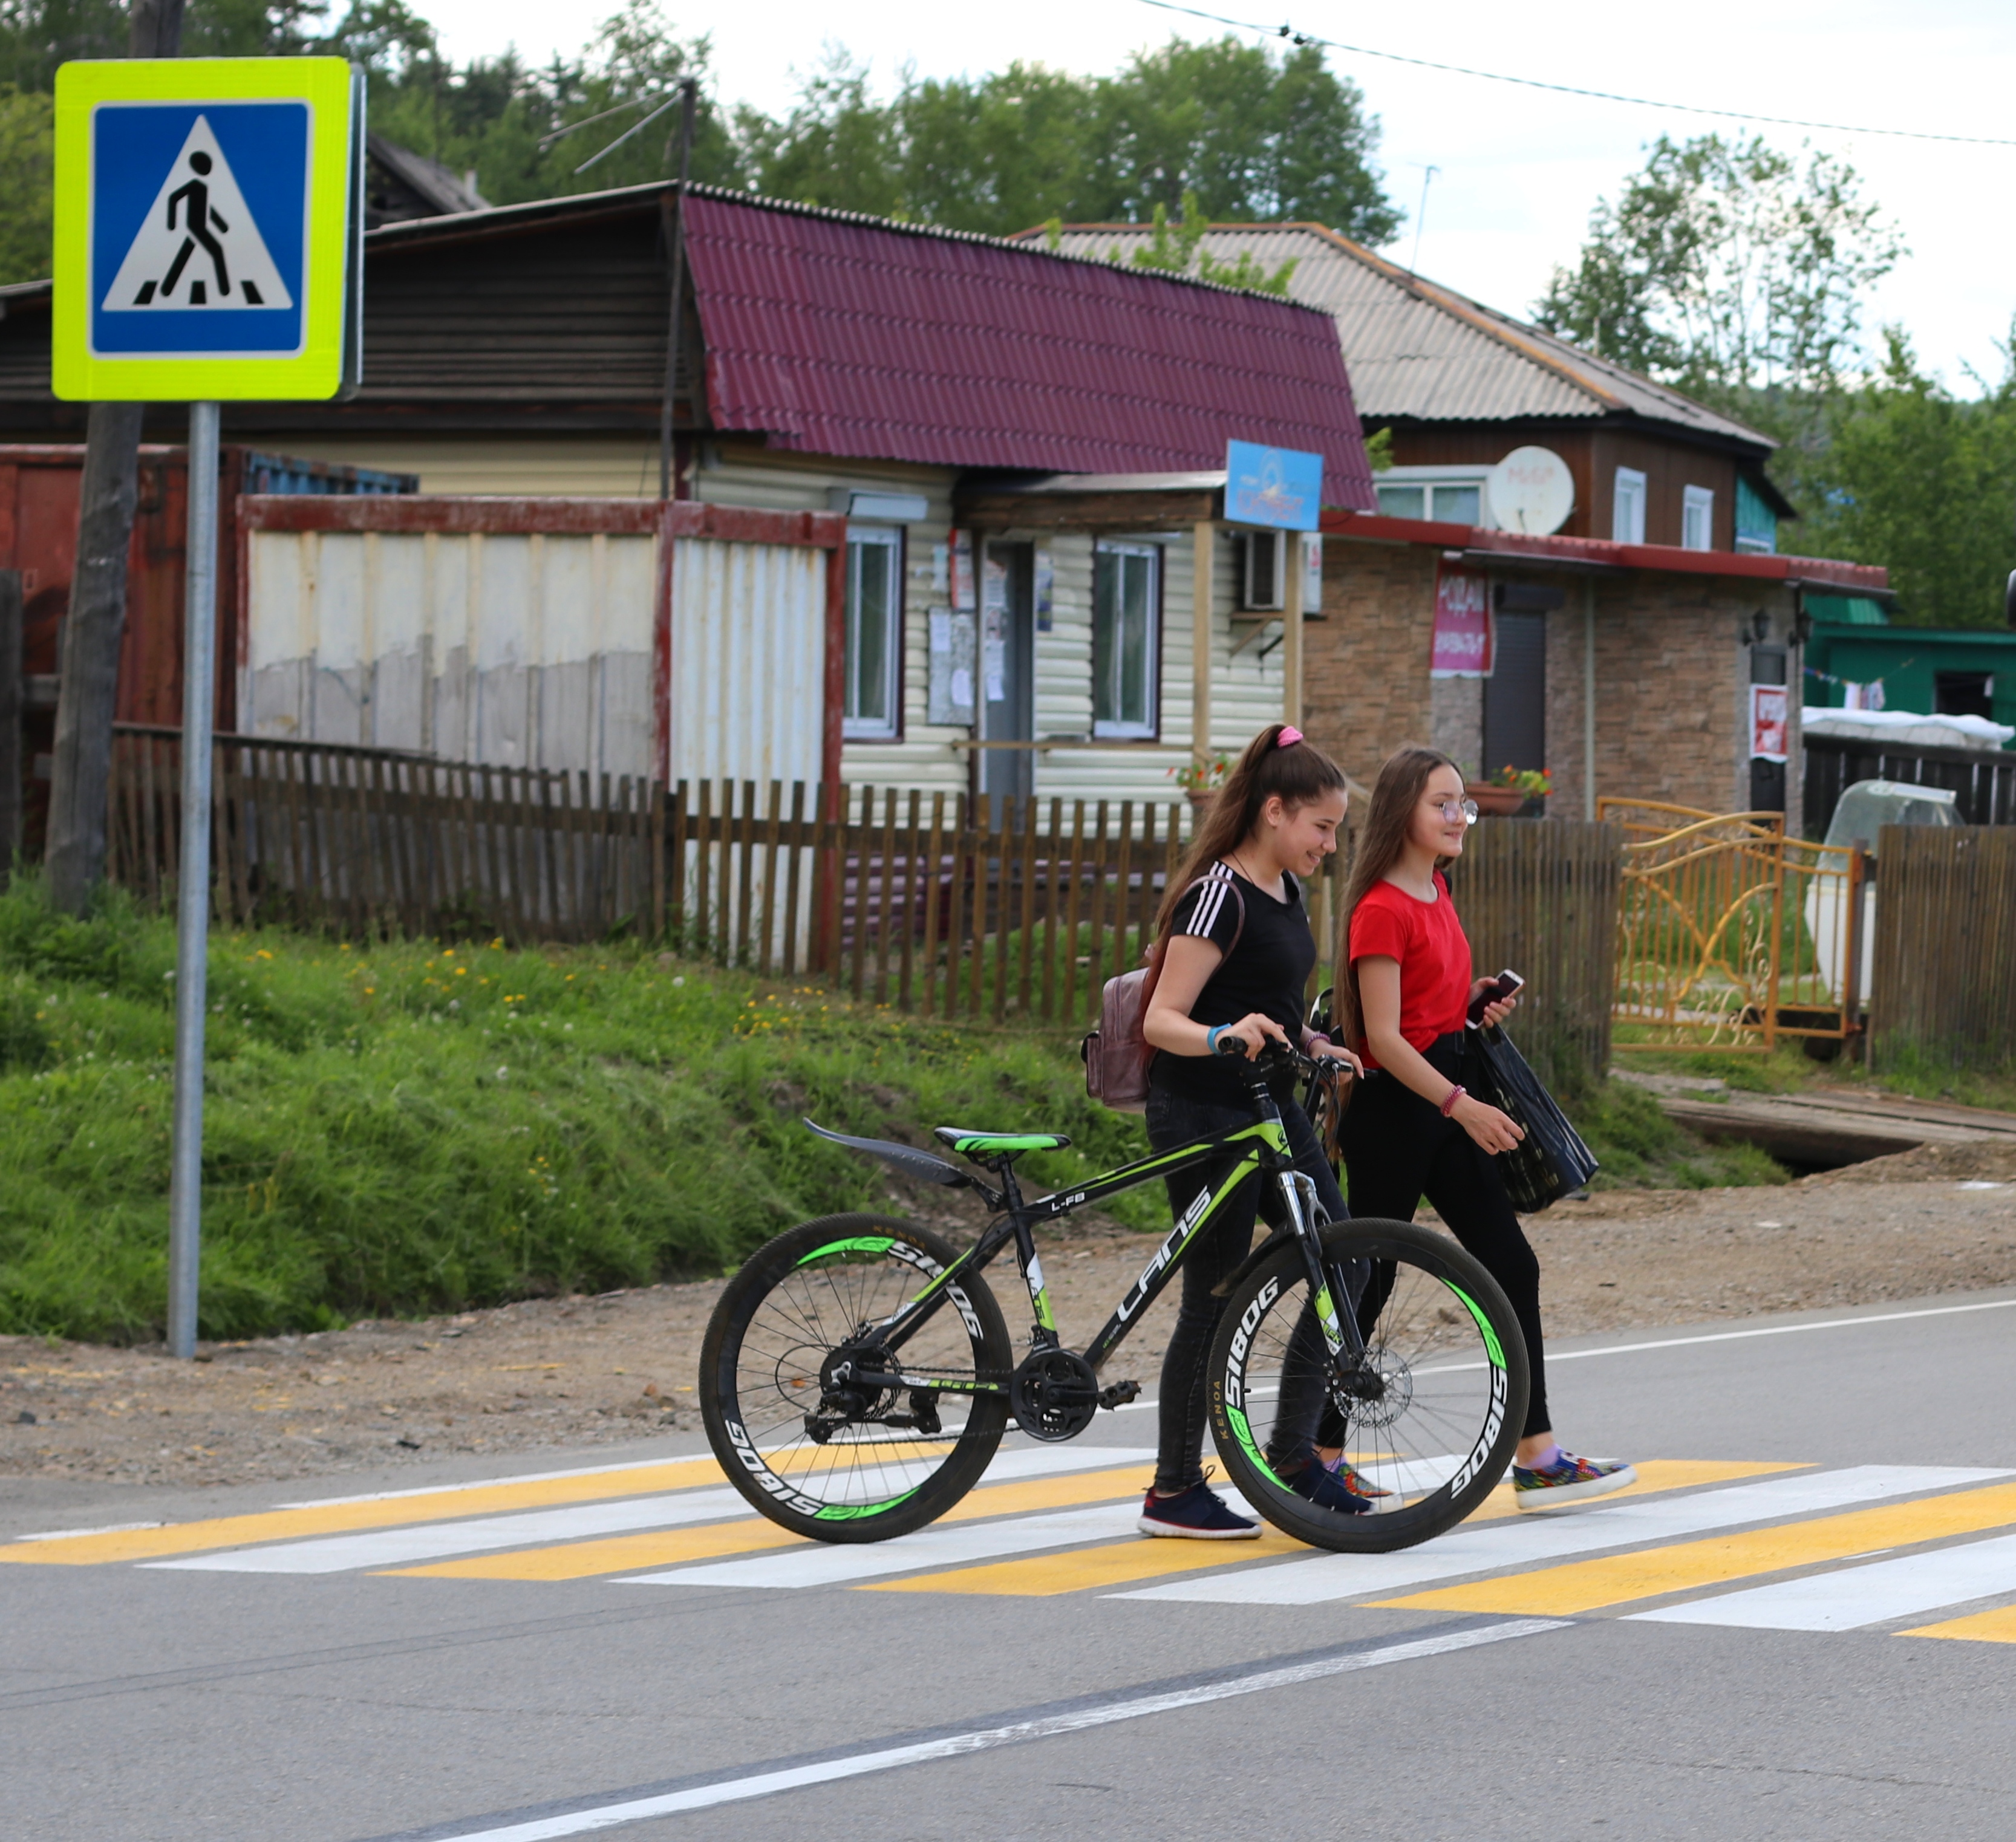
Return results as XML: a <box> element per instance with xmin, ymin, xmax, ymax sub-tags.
<box><xmin>1277</xmin><ymin>726</ymin><xmax>1303</xmax><ymax>747</ymax></box>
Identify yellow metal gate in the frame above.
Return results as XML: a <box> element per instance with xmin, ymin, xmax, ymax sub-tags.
<box><xmin>1599</xmin><ymin>801</ymin><xmax>1867</xmax><ymax>1052</ymax></box>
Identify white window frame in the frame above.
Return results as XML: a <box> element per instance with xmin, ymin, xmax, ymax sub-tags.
<box><xmin>1682</xmin><ymin>484</ymin><xmax>1715</xmax><ymax>552</ymax></box>
<box><xmin>1373</xmin><ymin>464</ymin><xmax>1494</xmax><ymax>527</ymax></box>
<box><xmin>841</xmin><ymin>524</ymin><xmax>903</xmax><ymax>741</ymax></box>
<box><xmin>1613</xmin><ymin>467</ymin><xmax>1648</xmax><ymax>544</ymax></box>
<box><xmin>1092</xmin><ymin>541</ymin><xmax>1161</xmax><ymax>740</ymax></box>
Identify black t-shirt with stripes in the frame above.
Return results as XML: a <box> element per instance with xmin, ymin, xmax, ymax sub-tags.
<box><xmin>1147</xmin><ymin>862</ymin><xmax>1314</xmax><ymax>1105</ymax></box>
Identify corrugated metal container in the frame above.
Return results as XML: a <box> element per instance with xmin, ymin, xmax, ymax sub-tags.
<box><xmin>239</xmin><ymin>496</ymin><xmax>846</xmax><ymax>789</ymax></box>
<box><xmin>668</xmin><ymin>536</ymin><xmax>832</xmax><ymax>787</ymax></box>
<box><xmin>0</xmin><ymin>443</ymin><xmax>413</xmax><ymax>854</ymax></box>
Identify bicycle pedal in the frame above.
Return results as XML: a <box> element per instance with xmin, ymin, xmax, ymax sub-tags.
<box><xmin>1097</xmin><ymin>1379</ymin><xmax>1141</xmax><ymax>1411</ymax></box>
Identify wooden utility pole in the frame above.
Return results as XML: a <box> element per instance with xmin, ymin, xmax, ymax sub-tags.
<box><xmin>45</xmin><ymin>0</ymin><xmax>184</xmax><ymax>914</ymax></box>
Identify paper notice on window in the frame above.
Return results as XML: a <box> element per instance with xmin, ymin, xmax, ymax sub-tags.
<box><xmin>985</xmin><ymin>672</ymin><xmax>1006</xmax><ymax>703</ymax></box>
<box><xmin>928</xmin><ymin>607</ymin><xmax>977</xmax><ymax>725</ymax></box>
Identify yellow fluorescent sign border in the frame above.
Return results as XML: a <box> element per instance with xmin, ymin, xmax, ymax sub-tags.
<box><xmin>52</xmin><ymin>57</ymin><xmax>356</xmax><ymax>402</ymax></box>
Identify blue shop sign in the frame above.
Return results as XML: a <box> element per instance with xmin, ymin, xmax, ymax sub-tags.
<box><xmin>1225</xmin><ymin>441</ymin><xmax>1322</xmax><ymax>532</ymax></box>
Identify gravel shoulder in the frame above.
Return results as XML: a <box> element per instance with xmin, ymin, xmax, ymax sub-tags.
<box><xmin>7</xmin><ymin>1150</ymin><xmax>2014</xmax><ymax>1492</ymax></box>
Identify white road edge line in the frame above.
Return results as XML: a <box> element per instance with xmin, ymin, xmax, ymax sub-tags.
<box><xmin>1414</xmin><ymin>1296</ymin><xmax>2016</xmax><ymax>1375</ymax></box>
<box><xmin>422</xmin><ymin>1619</ymin><xmax>1570</xmax><ymax>1841</ymax></box>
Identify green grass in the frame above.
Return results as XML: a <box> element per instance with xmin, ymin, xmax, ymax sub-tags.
<box><xmin>0</xmin><ymin>877</ymin><xmax>1166</xmax><ymax>1345</ymax></box>
<box><xmin>1567</xmin><ymin>1079</ymin><xmax>1790</xmax><ymax>1191</ymax></box>
<box><xmin>0</xmin><ymin>877</ymin><xmax>1789</xmax><ymax>1344</ymax></box>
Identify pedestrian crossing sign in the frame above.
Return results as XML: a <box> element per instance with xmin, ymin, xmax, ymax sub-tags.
<box><xmin>52</xmin><ymin>57</ymin><xmax>360</xmax><ymax>402</ymax></box>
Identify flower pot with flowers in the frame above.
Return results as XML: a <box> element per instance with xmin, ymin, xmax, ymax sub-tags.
<box><xmin>1169</xmin><ymin>750</ymin><xmax>1233</xmax><ymax>813</ymax></box>
<box><xmin>1471</xmin><ymin>765</ymin><xmax>1553</xmax><ymax>816</ymax></box>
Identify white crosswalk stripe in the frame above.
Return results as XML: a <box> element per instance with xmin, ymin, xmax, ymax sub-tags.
<box><xmin>1109</xmin><ymin>1467</ymin><xmax>2010</xmax><ymax>1605</ymax></box>
<box><xmin>619</xmin><ymin>1491</ymin><xmax>1251</xmax><ymax>1590</ymax></box>
<box><xmin>1630</xmin><ymin>1529</ymin><xmax>2016</xmax><ymax>1632</ymax></box>
<box><xmin>139</xmin><ymin>1445</ymin><xmax>1151</xmax><ymax>1575</ymax></box>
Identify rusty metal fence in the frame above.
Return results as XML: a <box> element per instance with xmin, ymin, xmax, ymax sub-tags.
<box><xmin>1599</xmin><ymin>800</ymin><xmax>1867</xmax><ymax>1052</ymax></box>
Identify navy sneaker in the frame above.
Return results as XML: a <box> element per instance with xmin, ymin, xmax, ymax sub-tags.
<box><xmin>1512</xmin><ymin>1450</ymin><xmax>1637</xmax><ymax>1512</ymax></box>
<box><xmin>1138</xmin><ymin>1476</ymin><xmax>1261</xmax><ymax>1540</ymax></box>
<box><xmin>1286</xmin><ymin>1460</ymin><xmax>1375</xmax><ymax>1515</ymax></box>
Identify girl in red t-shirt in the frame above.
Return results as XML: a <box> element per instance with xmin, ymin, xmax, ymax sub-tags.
<box><xmin>1336</xmin><ymin>746</ymin><xmax>1636</xmax><ymax>1511</ymax></box>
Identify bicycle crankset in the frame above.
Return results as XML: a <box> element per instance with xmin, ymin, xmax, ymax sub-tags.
<box><xmin>1009</xmin><ymin>1348</ymin><xmax>1100</xmax><ymax>1442</ymax></box>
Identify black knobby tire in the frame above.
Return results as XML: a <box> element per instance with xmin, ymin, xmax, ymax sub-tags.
<box><xmin>1208</xmin><ymin>1218</ymin><xmax>1529</xmax><ymax>1554</ymax></box>
<box><xmin>700</xmin><ymin>1214</ymin><xmax>1013</xmax><ymax>1543</ymax></box>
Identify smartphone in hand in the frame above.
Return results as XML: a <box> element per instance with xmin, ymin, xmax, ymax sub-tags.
<box><xmin>1467</xmin><ymin>968</ymin><xmax>1525</xmax><ymax>1028</ymax></box>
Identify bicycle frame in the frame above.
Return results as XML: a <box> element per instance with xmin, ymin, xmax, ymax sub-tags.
<box><xmin>841</xmin><ymin>1067</ymin><xmax>1368</xmax><ymax>1407</ymax></box>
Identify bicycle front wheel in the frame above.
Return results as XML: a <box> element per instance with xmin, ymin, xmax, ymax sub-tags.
<box><xmin>1208</xmin><ymin>1219</ymin><xmax>1529</xmax><ymax>1554</ymax></box>
<box><xmin>700</xmin><ymin>1214</ymin><xmax>1013</xmax><ymax>1543</ymax></box>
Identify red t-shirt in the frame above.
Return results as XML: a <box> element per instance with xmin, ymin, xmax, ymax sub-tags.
<box><xmin>1348</xmin><ymin>873</ymin><xmax>1472</xmax><ymax>1069</ymax></box>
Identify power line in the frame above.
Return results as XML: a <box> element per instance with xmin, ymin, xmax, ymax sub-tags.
<box><xmin>1137</xmin><ymin>0</ymin><xmax>2016</xmax><ymax>149</ymax></box>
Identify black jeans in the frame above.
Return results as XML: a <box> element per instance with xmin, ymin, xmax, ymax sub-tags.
<box><xmin>1339</xmin><ymin>1033</ymin><xmax>1551</xmax><ymax>1439</ymax></box>
<box><xmin>1143</xmin><ymin>1085</ymin><xmax>1359</xmax><ymax>1495</ymax></box>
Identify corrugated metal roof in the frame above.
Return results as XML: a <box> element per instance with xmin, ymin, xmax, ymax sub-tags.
<box><xmin>684</xmin><ymin>193</ymin><xmax>1375</xmax><ymax>505</ymax></box>
<box><xmin>1042</xmin><ymin>224</ymin><xmax>1772</xmax><ymax>449</ymax></box>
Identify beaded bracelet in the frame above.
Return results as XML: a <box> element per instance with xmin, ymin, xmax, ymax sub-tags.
<box><xmin>1441</xmin><ymin>1083</ymin><xmax>1466</xmax><ymax>1118</ymax></box>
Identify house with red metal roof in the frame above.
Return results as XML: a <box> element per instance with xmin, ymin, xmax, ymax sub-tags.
<box><xmin>0</xmin><ymin>184</ymin><xmax>1374</xmax><ymax>810</ymax></box>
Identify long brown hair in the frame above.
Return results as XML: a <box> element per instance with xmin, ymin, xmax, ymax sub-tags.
<box><xmin>1150</xmin><ymin>723</ymin><xmax>1348</xmax><ymax>943</ymax></box>
<box><xmin>1333</xmin><ymin>746</ymin><xmax>1461</xmax><ymax>1052</ymax></box>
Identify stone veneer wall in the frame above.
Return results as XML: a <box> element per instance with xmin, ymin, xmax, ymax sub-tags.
<box><xmin>1303</xmin><ymin>539</ymin><xmax>1440</xmax><ymax>787</ymax></box>
<box><xmin>1305</xmin><ymin>538</ymin><xmax>1799</xmax><ymax>819</ymax></box>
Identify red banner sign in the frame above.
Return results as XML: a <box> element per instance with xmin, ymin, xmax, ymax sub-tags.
<box><xmin>1431</xmin><ymin>564</ymin><xmax>1493</xmax><ymax>677</ymax></box>
<box><xmin>1750</xmin><ymin>684</ymin><xmax>1789</xmax><ymax>762</ymax></box>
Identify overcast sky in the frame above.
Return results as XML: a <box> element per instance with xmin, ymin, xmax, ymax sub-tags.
<box><xmin>417</xmin><ymin>0</ymin><xmax>2016</xmax><ymax>391</ymax></box>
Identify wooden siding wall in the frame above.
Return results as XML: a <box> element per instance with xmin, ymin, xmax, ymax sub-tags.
<box><xmin>1870</xmin><ymin>825</ymin><xmax>2016</xmax><ymax>1072</ymax></box>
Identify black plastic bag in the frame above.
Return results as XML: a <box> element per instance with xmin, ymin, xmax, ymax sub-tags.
<box><xmin>1466</xmin><ymin>1026</ymin><xmax>1599</xmax><ymax>1212</ymax></box>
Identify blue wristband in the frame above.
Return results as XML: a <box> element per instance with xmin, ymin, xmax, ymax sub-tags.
<box><xmin>1205</xmin><ymin>1024</ymin><xmax>1227</xmax><ymax>1055</ymax></box>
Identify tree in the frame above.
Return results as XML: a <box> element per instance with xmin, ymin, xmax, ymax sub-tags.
<box><xmin>1535</xmin><ymin>134</ymin><xmax>1902</xmax><ymax>399</ymax></box>
<box><xmin>1094</xmin><ymin>191</ymin><xmax>1299</xmax><ymax>294</ymax></box>
<box><xmin>740</xmin><ymin>34</ymin><xmax>1399</xmax><ymax>241</ymax></box>
<box><xmin>0</xmin><ymin>86</ymin><xmax>53</xmax><ymax>287</ymax></box>
<box><xmin>1784</xmin><ymin>330</ymin><xmax>2016</xmax><ymax>629</ymax></box>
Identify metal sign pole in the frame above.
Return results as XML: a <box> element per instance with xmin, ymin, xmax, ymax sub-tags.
<box><xmin>166</xmin><ymin>398</ymin><xmax>218</xmax><ymax>1360</ymax></box>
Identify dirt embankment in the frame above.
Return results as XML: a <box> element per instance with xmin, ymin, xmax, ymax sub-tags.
<box><xmin>6</xmin><ymin>1156</ymin><xmax>2012</xmax><ymax>1491</ymax></box>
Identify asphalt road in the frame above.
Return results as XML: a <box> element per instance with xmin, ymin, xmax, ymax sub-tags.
<box><xmin>8</xmin><ymin>1286</ymin><xmax>2016</xmax><ymax>1842</ymax></box>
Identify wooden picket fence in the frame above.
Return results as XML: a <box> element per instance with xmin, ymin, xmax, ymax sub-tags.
<box><xmin>1868</xmin><ymin>824</ymin><xmax>2016</xmax><ymax>1072</ymax></box>
<box><xmin>106</xmin><ymin>728</ymin><xmax>1627</xmax><ymax>1055</ymax></box>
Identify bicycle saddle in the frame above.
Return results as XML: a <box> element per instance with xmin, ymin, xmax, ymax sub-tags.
<box><xmin>932</xmin><ymin>1127</ymin><xmax>1072</xmax><ymax>1161</ymax></box>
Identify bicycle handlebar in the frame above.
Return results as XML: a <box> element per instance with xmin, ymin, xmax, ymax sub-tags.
<box><xmin>1213</xmin><ymin>1035</ymin><xmax>1346</xmax><ymax>1082</ymax></box>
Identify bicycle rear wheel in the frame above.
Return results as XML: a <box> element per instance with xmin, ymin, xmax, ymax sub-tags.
<box><xmin>700</xmin><ymin>1214</ymin><xmax>1013</xmax><ymax>1543</ymax></box>
<box><xmin>1208</xmin><ymin>1219</ymin><xmax>1528</xmax><ymax>1554</ymax></box>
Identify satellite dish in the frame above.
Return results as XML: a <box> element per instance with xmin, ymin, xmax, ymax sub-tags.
<box><xmin>1486</xmin><ymin>446</ymin><xmax>1575</xmax><ymax>536</ymax></box>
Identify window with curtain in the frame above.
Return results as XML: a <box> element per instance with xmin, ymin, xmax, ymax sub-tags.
<box><xmin>842</xmin><ymin>526</ymin><xmax>902</xmax><ymax>740</ymax></box>
<box><xmin>1613</xmin><ymin>467</ymin><xmax>1647</xmax><ymax>544</ymax></box>
<box><xmin>1093</xmin><ymin>542</ymin><xmax>1160</xmax><ymax>739</ymax></box>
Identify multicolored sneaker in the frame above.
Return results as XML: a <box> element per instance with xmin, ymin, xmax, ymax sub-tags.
<box><xmin>1512</xmin><ymin>1450</ymin><xmax>1637</xmax><ymax>1512</ymax></box>
<box><xmin>1138</xmin><ymin>1476</ymin><xmax>1261</xmax><ymax>1539</ymax></box>
<box><xmin>1323</xmin><ymin>1457</ymin><xmax>1403</xmax><ymax>1515</ymax></box>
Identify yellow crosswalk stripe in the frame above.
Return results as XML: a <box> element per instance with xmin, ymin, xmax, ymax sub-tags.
<box><xmin>1371</xmin><ymin>1479</ymin><xmax>2016</xmax><ymax>1616</ymax></box>
<box><xmin>1900</xmin><ymin>1604</ymin><xmax>2016</xmax><ymax>1644</ymax></box>
<box><xmin>856</xmin><ymin>1461</ymin><xmax>1796</xmax><ymax>1598</ymax></box>
<box><xmin>863</xmin><ymin>1530</ymin><xmax>1308</xmax><ymax>1595</ymax></box>
<box><xmin>387</xmin><ymin>1463</ymin><xmax>1159</xmax><ymax>1581</ymax></box>
<box><xmin>0</xmin><ymin>1456</ymin><xmax>740</xmax><ymax>1567</ymax></box>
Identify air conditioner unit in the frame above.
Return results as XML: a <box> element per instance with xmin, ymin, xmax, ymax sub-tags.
<box><xmin>1242</xmin><ymin>530</ymin><xmax>1286</xmax><ymax>611</ymax></box>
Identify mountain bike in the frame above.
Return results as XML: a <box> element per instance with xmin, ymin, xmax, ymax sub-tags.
<box><xmin>699</xmin><ymin>1041</ymin><xmax>1528</xmax><ymax>1555</ymax></box>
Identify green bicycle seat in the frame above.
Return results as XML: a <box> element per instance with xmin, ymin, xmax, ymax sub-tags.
<box><xmin>933</xmin><ymin>1126</ymin><xmax>1072</xmax><ymax>1159</ymax></box>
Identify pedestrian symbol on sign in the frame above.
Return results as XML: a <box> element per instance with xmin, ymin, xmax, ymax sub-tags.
<box><xmin>102</xmin><ymin>115</ymin><xmax>293</xmax><ymax>313</ymax></box>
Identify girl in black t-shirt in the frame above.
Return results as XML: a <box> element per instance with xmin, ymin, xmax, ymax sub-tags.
<box><xmin>1137</xmin><ymin>723</ymin><xmax>1383</xmax><ymax>1539</ymax></box>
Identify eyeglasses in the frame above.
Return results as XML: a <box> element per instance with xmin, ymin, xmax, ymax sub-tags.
<box><xmin>1432</xmin><ymin>798</ymin><xmax>1479</xmax><ymax>825</ymax></box>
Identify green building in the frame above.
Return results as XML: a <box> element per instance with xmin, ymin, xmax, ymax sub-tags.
<box><xmin>1802</xmin><ymin>593</ymin><xmax>2016</xmax><ymax>745</ymax></box>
